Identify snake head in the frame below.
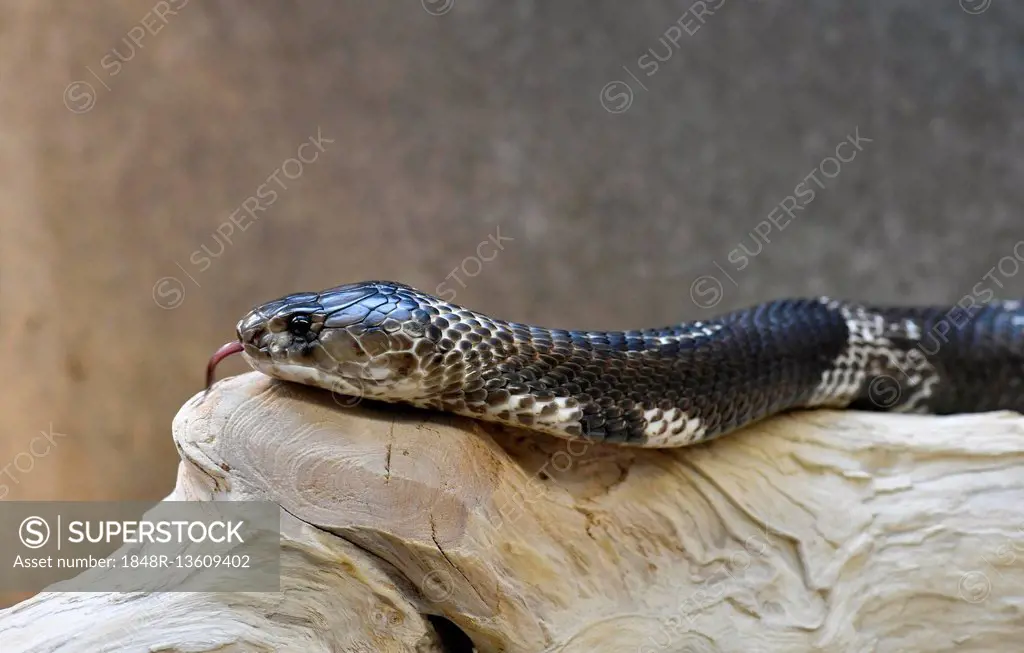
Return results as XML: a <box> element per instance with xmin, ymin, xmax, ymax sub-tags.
<box><xmin>229</xmin><ymin>281</ymin><xmax>443</xmax><ymax>404</ymax></box>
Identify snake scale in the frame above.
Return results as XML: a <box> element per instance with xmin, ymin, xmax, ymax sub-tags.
<box><xmin>206</xmin><ymin>280</ymin><xmax>1024</xmax><ymax>447</ymax></box>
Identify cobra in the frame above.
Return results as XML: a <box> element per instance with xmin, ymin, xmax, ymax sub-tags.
<box><xmin>206</xmin><ymin>281</ymin><xmax>1024</xmax><ymax>448</ymax></box>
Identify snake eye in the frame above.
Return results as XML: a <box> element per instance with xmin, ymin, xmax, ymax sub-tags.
<box><xmin>287</xmin><ymin>314</ymin><xmax>313</xmax><ymax>338</ymax></box>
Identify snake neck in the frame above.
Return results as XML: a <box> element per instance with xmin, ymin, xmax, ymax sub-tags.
<box><xmin>408</xmin><ymin>304</ymin><xmax>738</xmax><ymax>445</ymax></box>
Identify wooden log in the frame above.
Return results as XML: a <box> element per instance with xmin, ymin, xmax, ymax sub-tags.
<box><xmin>3</xmin><ymin>370</ymin><xmax>1024</xmax><ymax>652</ymax></box>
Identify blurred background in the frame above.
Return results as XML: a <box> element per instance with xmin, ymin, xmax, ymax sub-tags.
<box><xmin>0</xmin><ymin>0</ymin><xmax>1021</xmax><ymax>514</ymax></box>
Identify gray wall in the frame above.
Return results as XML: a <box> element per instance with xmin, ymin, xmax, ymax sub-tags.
<box><xmin>0</xmin><ymin>1</ymin><xmax>1021</xmax><ymax>511</ymax></box>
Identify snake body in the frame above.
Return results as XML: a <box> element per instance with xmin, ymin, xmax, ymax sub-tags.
<box><xmin>209</xmin><ymin>280</ymin><xmax>1024</xmax><ymax>448</ymax></box>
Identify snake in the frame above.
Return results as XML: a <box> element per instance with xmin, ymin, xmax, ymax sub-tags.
<box><xmin>205</xmin><ymin>280</ymin><xmax>1024</xmax><ymax>448</ymax></box>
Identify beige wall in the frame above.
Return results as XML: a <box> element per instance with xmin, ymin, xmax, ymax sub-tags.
<box><xmin>0</xmin><ymin>1</ymin><xmax>1021</xmax><ymax>608</ymax></box>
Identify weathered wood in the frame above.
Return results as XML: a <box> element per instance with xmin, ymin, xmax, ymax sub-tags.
<box><xmin>4</xmin><ymin>371</ymin><xmax>1024</xmax><ymax>652</ymax></box>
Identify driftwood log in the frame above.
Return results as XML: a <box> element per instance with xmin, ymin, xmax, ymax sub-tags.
<box><xmin>3</xmin><ymin>371</ymin><xmax>1024</xmax><ymax>652</ymax></box>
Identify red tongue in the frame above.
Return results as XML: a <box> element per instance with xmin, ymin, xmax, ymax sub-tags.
<box><xmin>205</xmin><ymin>341</ymin><xmax>245</xmax><ymax>395</ymax></box>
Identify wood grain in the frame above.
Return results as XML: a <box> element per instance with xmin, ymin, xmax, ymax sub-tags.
<box><xmin>3</xmin><ymin>371</ymin><xmax>1024</xmax><ymax>651</ymax></box>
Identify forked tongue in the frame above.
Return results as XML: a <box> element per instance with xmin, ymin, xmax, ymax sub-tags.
<box><xmin>205</xmin><ymin>341</ymin><xmax>245</xmax><ymax>397</ymax></box>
